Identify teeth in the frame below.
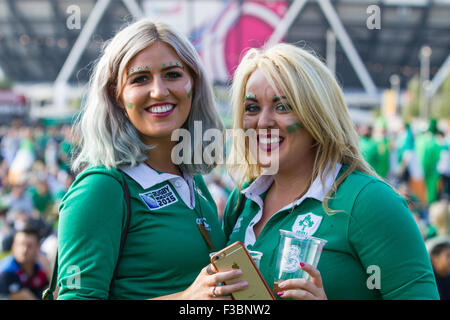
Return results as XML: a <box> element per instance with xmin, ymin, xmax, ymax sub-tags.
<box><xmin>149</xmin><ymin>104</ymin><xmax>174</xmax><ymax>113</ymax></box>
<box><xmin>259</xmin><ymin>137</ymin><xmax>281</xmax><ymax>144</ymax></box>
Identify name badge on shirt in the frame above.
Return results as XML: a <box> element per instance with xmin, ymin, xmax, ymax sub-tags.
<box><xmin>139</xmin><ymin>184</ymin><xmax>178</xmax><ymax>210</ymax></box>
<box><xmin>292</xmin><ymin>212</ymin><xmax>323</xmax><ymax>236</ymax></box>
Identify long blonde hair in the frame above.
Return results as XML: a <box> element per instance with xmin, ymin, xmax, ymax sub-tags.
<box><xmin>228</xmin><ymin>43</ymin><xmax>380</xmax><ymax>213</ymax></box>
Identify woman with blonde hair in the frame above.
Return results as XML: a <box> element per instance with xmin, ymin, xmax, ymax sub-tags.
<box><xmin>223</xmin><ymin>43</ymin><xmax>439</xmax><ymax>299</ymax></box>
<box><xmin>53</xmin><ymin>19</ymin><xmax>247</xmax><ymax>299</ymax></box>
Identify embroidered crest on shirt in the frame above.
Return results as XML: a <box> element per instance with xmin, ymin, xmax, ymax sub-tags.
<box><xmin>232</xmin><ymin>217</ymin><xmax>243</xmax><ymax>233</ymax></box>
<box><xmin>292</xmin><ymin>213</ymin><xmax>322</xmax><ymax>236</ymax></box>
<box><xmin>139</xmin><ymin>184</ymin><xmax>178</xmax><ymax>210</ymax></box>
<box><xmin>196</xmin><ymin>217</ymin><xmax>212</xmax><ymax>231</ymax></box>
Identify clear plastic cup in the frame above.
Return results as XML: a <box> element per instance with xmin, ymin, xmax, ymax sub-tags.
<box><xmin>273</xmin><ymin>230</ymin><xmax>327</xmax><ymax>293</ymax></box>
<box><xmin>248</xmin><ymin>250</ymin><xmax>263</xmax><ymax>269</ymax></box>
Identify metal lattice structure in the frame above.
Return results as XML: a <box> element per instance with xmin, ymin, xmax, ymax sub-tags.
<box><xmin>0</xmin><ymin>0</ymin><xmax>449</xmax><ymax>109</ymax></box>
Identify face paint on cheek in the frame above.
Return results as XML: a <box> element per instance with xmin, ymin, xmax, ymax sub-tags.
<box><xmin>126</xmin><ymin>102</ymin><xmax>133</xmax><ymax>110</ymax></box>
<box><xmin>184</xmin><ymin>80</ymin><xmax>192</xmax><ymax>99</ymax></box>
<box><xmin>285</xmin><ymin>118</ymin><xmax>303</xmax><ymax>133</ymax></box>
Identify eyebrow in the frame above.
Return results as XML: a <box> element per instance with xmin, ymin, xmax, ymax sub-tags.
<box><xmin>243</xmin><ymin>95</ymin><xmax>287</xmax><ymax>102</ymax></box>
<box><xmin>161</xmin><ymin>65</ymin><xmax>184</xmax><ymax>72</ymax></box>
<box><xmin>127</xmin><ymin>70</ymin><xmax>147</xmax><ymax>78</ymax></box>
<box><xmin>273</xmin><ymin>95</ymin><xmax>287</xmax><ymax>102</ymax></box>
<box><xmin>244</xmin><ymin>96</ymin><xmax>257</xmax><ymax>102</ymax></box>
<box><xmin>127</xmin><ymin>65</ymin><xmax>185</xmax><ymax>80</ymax></box>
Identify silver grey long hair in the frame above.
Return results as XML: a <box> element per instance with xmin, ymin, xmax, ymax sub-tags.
<box><xmin>72</xmin><ymin>19</ymin><xmax>224</xmax><ymax>174</ymax></box>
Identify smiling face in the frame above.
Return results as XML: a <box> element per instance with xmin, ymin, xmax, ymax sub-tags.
<box><xmin>119</xmin><ymin>42</ymin><xmax>194</xmax><ymax>145</ymax></box>
<box><xmin>243</xmin><ymin>68</ymin><xmax>315</xmax><ymax>172</ymax></box>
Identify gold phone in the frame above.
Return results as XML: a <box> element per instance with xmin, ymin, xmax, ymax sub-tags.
<box><xmin>210</xmin><ymin>241</ymin><xmax>274</xmax><ymax>300</ymax></box>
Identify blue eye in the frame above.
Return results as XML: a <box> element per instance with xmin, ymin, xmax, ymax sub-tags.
<box><xmin>131</xmin><ymin>75</ymin><xmax>149</xmax><ymax>84</ymax></box>
<box><xmin>165</xmin><ymin>71</ymin><xmax>182</xmax><ymax>79</ymax></box>
<box><xmin>244</xmin><ymin>104</ymin><xmax>260</xmax><ymax>113</ymax></box>
<box><xmin>275</xmin><ymin>103</ymin><xmax>292</xmax><ymax>112</ymax></box>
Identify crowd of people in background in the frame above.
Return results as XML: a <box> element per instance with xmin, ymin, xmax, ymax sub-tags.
<box><xmin>0</xmin><ymin>115</ymin><xmax>448</xmax><ymax>299</ymax></box>
<box><xmin>357</xmin><ymin>116</ymin><xmax>450</xmax><ymax>299</ymax></box>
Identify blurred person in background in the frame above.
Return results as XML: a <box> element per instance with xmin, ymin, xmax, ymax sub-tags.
<box><xmin>437</xmin><ymin>127</ymin><xmax>450</xmax><ymax>200</ymax></box>
<box><xmin>358</xmin><ymin>124</ymin><xmax>377</xmax><ymax>172</ymax></box>
<box><xmin>43</xmin><ymin>127</ymin><xmax>60</xmax><ymax>169</ymax></box>
<box><xmin>2</xmin><ymin>183</ymin><xmax>34</xmax><ymax>217</ymax></box>
<box><xmin>0</xmin><ymin>226</ymin><xmax>49</xmax><ymax>300</ymax></box>
<box><xmin>57</xmin><ymin>124</ymin><xmax>74</xmax><ymax>173</ymax></box>
<box><xmin>426</xmin><ymin>200</ymin><xmax>450</xmax><ymax>240</ymax></box>
<box><xmin>416</xmin><ymin>119</ymin><xmax>443</xmax><ymax>205</ymax></box>
<box><xmin>29</xmin><ymin>177</ymin><xmax>53</xmax><ymax>220</ymax></box>
<box><xmin>33</xmin><ymin>124</ymin><xmax>48</xmax><ymax>163</ymax></box>
<box><xmin>0</xmin><ymin>206</ymin><xmax>11</xmax><ymax>256</ymax></box>
<box><xmin>8</xmin><ymin>127</ymin><xmax>35</xmax><ymax>186</ymax></box>
<box><xmin>0</xmin><ymin>124</ymin><xmax>21</xmax><ymax>167</ymax></box>
<box><xmin>372</xmin><ymin>117</ymin><xmax>391</xmax><ymax>180</ymax></box>
<box><xmin>429</xmin><ymin>240</ymin><xmax>450</xmax><ymax>300</ymax></box>
<box><xmin>395</xmin><ymin>122</ymin><xmax>426</xmax><ymax>209</ymax></box>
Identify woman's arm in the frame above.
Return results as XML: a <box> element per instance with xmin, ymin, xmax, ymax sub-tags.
<box><xmin>349</xmin><ymin>180</ymin><xmax>439</xmax><ymax>300</ymax></box>
<box><xmin>57</xmin><ymin>172</ymin><xmax>126</xmax><ymax>300</ymax></box>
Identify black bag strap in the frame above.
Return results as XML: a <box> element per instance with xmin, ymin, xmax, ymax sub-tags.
<box><xmin>43</xmin><ymin>175</ymin><xmax>131</xmax><ymax>300</ymax></box>
<box><xmin>108</xmin><ymin>174</ymin><xmax>131</xmax><ymax>299</ymax></box>
<box><xmin>42</xmin><ymin>249</ymin><xmax>59</xmax><ymax>300</ymax></box>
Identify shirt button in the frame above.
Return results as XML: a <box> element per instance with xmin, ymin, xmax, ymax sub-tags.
<box><xmin>174</xmin><ymin>181</ymin><xmax>182</xmax><ymax>188</ymax></box>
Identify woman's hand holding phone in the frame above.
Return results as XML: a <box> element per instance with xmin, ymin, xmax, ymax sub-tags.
<box><xmin>180</xmin><ymin>264</ymin><xmax>249</xmax><ymax>300</ymax></box>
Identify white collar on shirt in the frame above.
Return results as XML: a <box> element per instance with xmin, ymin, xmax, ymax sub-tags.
<box><xmin>238</xmin><ymin>163</ymin><xmax>342</xmax><ymax>247</ymax></box>
<box><xmin>242</xmin><ymin>162</ymin><xmax>342</xmax><ymax>212</ymax></box>
<box><xmin>119</xmin><ymin>162</ymin><xmax>195</xmax><ymax>209</ymax></box>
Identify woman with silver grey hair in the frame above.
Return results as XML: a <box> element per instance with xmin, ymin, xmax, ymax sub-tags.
<box><xmin>55</xmin><ymin>19</ymin><xmax>247</xmax><ymax>299</ymax></box>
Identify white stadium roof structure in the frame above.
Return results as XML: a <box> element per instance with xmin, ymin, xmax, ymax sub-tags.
<box><xmin>0</xmin><ymin>0</ymin><xmax>449</xmax><ymax>109</ymax></box>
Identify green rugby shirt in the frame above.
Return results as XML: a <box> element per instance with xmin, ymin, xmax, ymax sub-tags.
<box><xmin>223</xmin><ymin>164</ymin><xmax>439</xmax><ymax>300</ymax></box>
<box><xmin>57</xmin><ymin>164</ymin><xmax>226</xmax><ymax>299</ymax></box>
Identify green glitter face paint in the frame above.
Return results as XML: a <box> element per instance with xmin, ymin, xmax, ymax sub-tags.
<box><xmin>245</xmin><ymin>94</ymin><xmax>257</xmax><ymax>99</ymax></box>
<box><xmin>184</xmin><ymin>80</ymin><xmax>192</xmax><ymax>99</ymax></box>
<box><xmin>128</xmin><ymin>66</ymin><xmax>150</xmax><ymax>75</ymax></box>
<box><xmin>126</xmin><ymin>102</ymin><xmax>133</xmax><ymax>110</ymax></box>
<box><xmin>129</xmin><ymin>62</ymin><xmax>184</xmax><ymax>75</ymax></box>
<box><xmin>286</xmin><ymin>122</ymin><xmax>303</xmax><ymax>133</ymax></box>
<box><xmin>162</xmin><ymin>61</ymin><xmax>183</xmax><ymax>69</ymax></box>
